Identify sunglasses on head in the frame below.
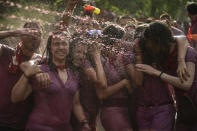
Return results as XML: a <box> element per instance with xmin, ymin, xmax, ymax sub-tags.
<box><xmin>88</xmin><ymin>30</ymin><xmax>102</xmax><ymax>35</ymax></box>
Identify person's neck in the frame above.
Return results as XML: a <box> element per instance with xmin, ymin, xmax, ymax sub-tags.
<box><xmin>53</xmin><ymin>58</ymin><xmax>66</xmax><ymax>66</ymax></box>
<box><xmin>21</xmin><ymin>45</ymin><xmax>34</xmax><ymax>57</ymax></box>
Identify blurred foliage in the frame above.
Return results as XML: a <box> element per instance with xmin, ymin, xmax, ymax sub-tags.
<box><xmin>1</xmin><ymin>0</ymin><xmax>197</xmax><ymax>30</ymax></box>
<box><xmin>1</xmin><ymin>0</ymin><xmax>197</xmax><ymax>22</ymax></box>
<box><xmin>94</xmin><ymin>0</ymin><xmax>193</xmax><ymax>20</ymax></box>
<box><xmin>0</xmin><ymin>0</ymin><xmax>196</xmax><ymax>52</ymax></box>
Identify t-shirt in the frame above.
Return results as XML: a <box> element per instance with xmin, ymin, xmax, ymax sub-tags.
<box><xmin>0</xmin><ymin>44</ymin><xmax>35</xmax><ymax>130</ymax></box>
<box><xmin>26</xmin><ymin>64</ymin><xmax>79</xmax><ymax>130</ymax></box>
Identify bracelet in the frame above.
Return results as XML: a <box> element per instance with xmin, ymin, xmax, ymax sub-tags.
<box><xmin>80</xmin><ymin>119</ymin><xmax>88</xmax><ymax>126</ymax></box>
<box><xmin>158</xmin><ymin>71</ymin><xmax>163</xmax><ymax>79</ymax></box>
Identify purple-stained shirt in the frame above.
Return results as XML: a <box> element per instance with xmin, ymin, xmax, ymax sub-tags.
<box><xmin>163</xmin><ymin>46</ymin><xmax>197</xmax><ymax>107</ymax></box>
<box><xmin>0</xmin><ymin>45</ymin><xmax>35</xmax><ymax>130</ymax></box>
<box><xmin>138</xmin><ymin>75</ymin><xmax>172</xmax><ymax>106</ymax></box>
<box><xmin>26</xmin><ymin>64</ymin><xmax>79</xmax><ymax>130</ymax></box>
<box><xmin>123</xmin><ymin>49</ymin><xmax>172</xmax><ymax>106</ymax></box>
<box><xmin>78</xmin><ymin>60</ymin><xmax>100</xmax><ymax>115</ymax></box>
<box><xmin>102</xmin><ymin>54</ymin><xmax>130</xmax><ymax>107</ymax></box>
<box><xmin>172</xmin><ymin>26</ymin><xmax>184</xmax><ymax>36</ymax></box>
<box><xmin>181</xmin><ymin>47</ymin><xmax>197</xmax><ymax>106</ymax></box>
<box><xmin>72</xmin><ymin>60</ymin><xmax>101</xmax><ymax>131</ymax></box>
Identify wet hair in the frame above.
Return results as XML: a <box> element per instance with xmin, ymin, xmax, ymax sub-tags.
<box><xmin>118</xmin><ymin>15</ymin><xmax>136</xmax><ymax>23</ymax></box>
<box><xmin>23</xmin><ymin>22</ymin><xmax>40</xmax><ymax>29</ymax></box>
<box><xmin>124</xmin><ymin>23</ymin><xmax>136</xmax><ymax>30</ymax></box>
<box><xmin>134</xmin><ymin>23</ymin><xmax>149</xmax><ymax>39</ymax></box>
<box><xmin>102</xmin><ymin>24</ymin><xmax>125</xmax><ymax>45</ymax></box>
<box><xmin>67</xmin><ymin>32</ymin><xmax>89</xmax><ymax>71</ymax></box>
<box><xmin>187</xmin><ymin>2</ymin><xmax>197</xmax><ymax>15</ymax></box>
<box><xmin>23</xmin><ymin>22</ymin><xmax>43</xmax><ymax>38</ymax></box>
<box><xmin>145</xmin><ymin>17</ymin><xmax>155</xmax><ymax>24</ymax></box>
<box><xmin>45</xmin><ymin>31</ymin><xmax>71</xmax><ymax>71</ymax></box>
<box><xmin>160</xmin><ymin>13</ymin><xmax>171</xmax><ymax>21</ymax></box>
<box><xmin>139</xmin><ymin>22</ymin><xmax>176</xmax><ymax>69</ymax></box>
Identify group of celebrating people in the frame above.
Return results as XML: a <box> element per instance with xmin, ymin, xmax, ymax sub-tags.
<box><xmin>1</xmin><ymin>0</ymin><xmax>197</xmax><ymax>131</ymax></box>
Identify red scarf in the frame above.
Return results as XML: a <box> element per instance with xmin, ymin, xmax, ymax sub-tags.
<box><xmin>8</xmin><ymin>42</ymin><xmax>23</xmax><ymax>74</ymax></box>
<box><xmin>56</xmin><ymin>64</ymin><xmax>67</xmax><ymax>70</ymax></box>
<box><xmin>187</xmin><ymin>19</ymin><xmax>197</xmax><ymax>43</ymax></box>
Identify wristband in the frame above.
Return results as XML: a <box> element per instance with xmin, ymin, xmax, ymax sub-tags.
<box><xmin>159</xmin><ymin>71</ymin><xmax>163</xmax><ymax>79</ymax></box>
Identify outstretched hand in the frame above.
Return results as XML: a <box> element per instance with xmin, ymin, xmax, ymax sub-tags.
<box><xmin>68</xmin><ymin>0</ymin><xmax>81</xmax><ymax>6</ymax></box>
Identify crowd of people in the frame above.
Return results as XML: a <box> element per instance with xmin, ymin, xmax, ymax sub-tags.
<box><xmin>1</xmin><ymin>0</ymin><xmax>197</xmax><ymax>131</ymax></box>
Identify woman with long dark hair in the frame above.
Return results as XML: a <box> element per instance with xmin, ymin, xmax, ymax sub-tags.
<box><xmin>69</xmin><ymin>32</ymin><xmax>107</xmax><ymax>131</ymax></box>
<box><xmin>11</xmin><ymin>31</ymin><xmax>90</xmax><ymax>131</ymax></box>
<box><xmin>96</xmin><ymin>24</ymin><xmax>133</xmax><ymax>131</ymax></box>
<box><xmin>135</xmin><ymin>22</ymin><xmax>197</xmax><ymax>131</ymax></box>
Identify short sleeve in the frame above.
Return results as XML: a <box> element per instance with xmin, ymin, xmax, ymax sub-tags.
<box><xmin>185</xmin><ymin>47</ymin><xmax>197</xmax><ymax>63</ymax></box>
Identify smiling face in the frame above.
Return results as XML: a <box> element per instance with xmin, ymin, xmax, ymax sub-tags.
<box><xmin>50</xmin><ymin>34</ymin><xmax>69</xmax><ymax>62</ymax></box>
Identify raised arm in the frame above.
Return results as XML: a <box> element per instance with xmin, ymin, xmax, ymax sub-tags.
<box><xmin>85</xmin><ymin>42</ymin><xmax>107</xmax><ymax>88</ymax></box>
<box><xmin>175</xmin><ymin>36</ymin><xmax>190</xmax><ymax>81</ymax></box>
<box><xmin>125</xmin><ymin>39</ymin><xmax>143</xmax><ymax>87</ymax></box>
<box><xmin>96</xmin><ymin>79</ymin><xmax>131</xmax><ymax>100</ymax></box>
<box><xmin>61</xmin><ymin>0</ymin><xmax>80</xmax><ymax>27</ymax></box>
<box><xmin>0</xmin><ymin>28</ymin><xmax>40</xmax><ymax>39</ymax></box>
<box><xmin>0</xmin><ymin>30</ymin><xmax>19</xmax><ymax>39</ymax></box>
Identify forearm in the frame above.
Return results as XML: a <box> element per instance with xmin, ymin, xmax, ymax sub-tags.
<box><xmin>73</xmin><ymin>92</ymin><xmax>87</xmax><ymax>122</ymax></box>
<box><xmin>153</xmin><ymin>63</ymin><xmax>194</xmax><ymax>91</ymax></box>
<box><xmin>176</xmin><ymin>36</ymin><xmax>189</xmax><ymax>61</ymax></box>
<box><xmin>11</xmin><ymin>74</ymin><xmax>32</xmax><ymax>103</ymax></box>
<box><xmin>62</xmin><ymin>0</ymin><xmax>77</xmax><ymax>27</ymax></box>
<box><xmin>93</xmin><ymin>54</ymin><xmax>107</xmax><ymax>88</ymax></box>
<box><xmin>159</xmin><ymin>72</ymin><xmax>191</xmax><ymax>91</ymax></box>
<box><xmin>96</xmin><ymin>79</ymin><xmax>125</xmax><ymax>100</ymax></box>
<box><xmin>0</xmin><ymin>30</ymin><xmax>17</xmax><ymax>39</ymax></box>
<box><xmin>126</xmin><ymin>64</ymin><xmax>143</xmax><ymax>87</ymax></box>
<box><xmin>73</xmin><ymin>103</ymin><xmax>87</xmax><ymax>122</ymax></box>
